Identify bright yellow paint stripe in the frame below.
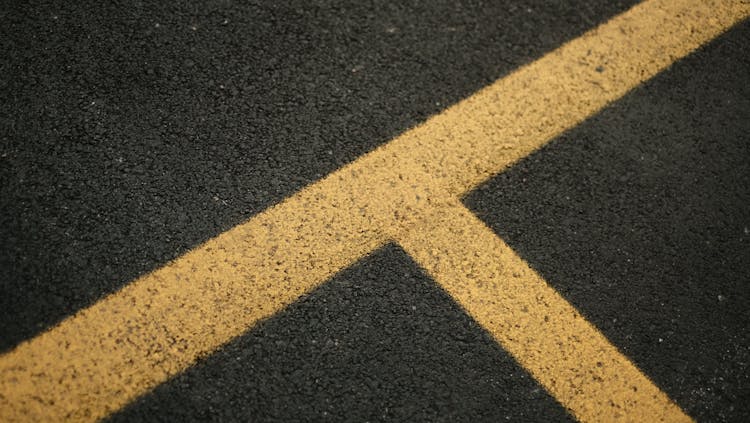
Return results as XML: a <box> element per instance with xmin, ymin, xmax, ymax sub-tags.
<box><xmin>1</xmin><ymin>0</ymin><xmax>747</xmax><ymax>421</ymax></box>
<box><xmin>398</xmin><ymin>200</ymin><xmax>690</xmax><ymax>422</ymax></box>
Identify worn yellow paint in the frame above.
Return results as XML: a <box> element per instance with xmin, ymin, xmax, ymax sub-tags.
<box><xmin>1</xmin><ymin>0</ymin><xmax>747</xmax><ymax>421</ymax></box>
<box><xmin>398</xmin><ymin>199</ymin><xmax>692</xmax><ymax>422</ymax></box>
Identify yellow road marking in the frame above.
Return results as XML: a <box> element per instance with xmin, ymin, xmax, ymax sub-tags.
<box><xmin>1</xmin><ymin>0</ymin><xmax>747</xmax><ymax>421</ymax></box>
<box><xmin>398</xmin><ymin>200</ymin><xmax>690</xmax><ymax>422</ymax></box>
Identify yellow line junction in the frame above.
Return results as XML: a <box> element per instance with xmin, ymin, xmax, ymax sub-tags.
<box><xmin>1</xmin><ymin>0</ymin><xmax>748</xmax><ymax>421</ymax></box>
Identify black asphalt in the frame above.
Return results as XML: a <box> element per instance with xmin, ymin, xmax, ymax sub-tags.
<box><xmin>1</xmin><ymin>0</ymin><xmax>748</xmax><ymax>422</ymax></box>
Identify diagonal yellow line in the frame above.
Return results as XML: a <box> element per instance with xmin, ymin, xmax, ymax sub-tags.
<box><xmin>397</xmin><ymin>199</ymin><xmax>691</xmax><ymax>422</ymax></box>
<box><xmin>1</xmin><ymin>0</ymin><xmax>747</xmax><ymax>421</ymax></box>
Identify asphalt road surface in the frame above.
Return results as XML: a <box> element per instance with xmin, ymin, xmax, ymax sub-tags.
<box><xmin>1</xmin><ymin>0</ymin><xmax>749</xmax><ymax>422</ymax></box>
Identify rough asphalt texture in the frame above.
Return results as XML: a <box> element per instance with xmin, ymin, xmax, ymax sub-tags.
<box><xmin>1</xmin><ymin>0</ymin><xmax>748</xmax><ymax>421</ymax></box>
<box><xmin>0</xmin><ymin>0</ymin><xmax>638</xmax><ymax>352</ymax></box>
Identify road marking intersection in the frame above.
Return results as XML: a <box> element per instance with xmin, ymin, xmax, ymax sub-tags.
<box><xmin>1</xmin><ymin>0</ymin><xmax>747</xmax><ymax>421</ymax></box>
